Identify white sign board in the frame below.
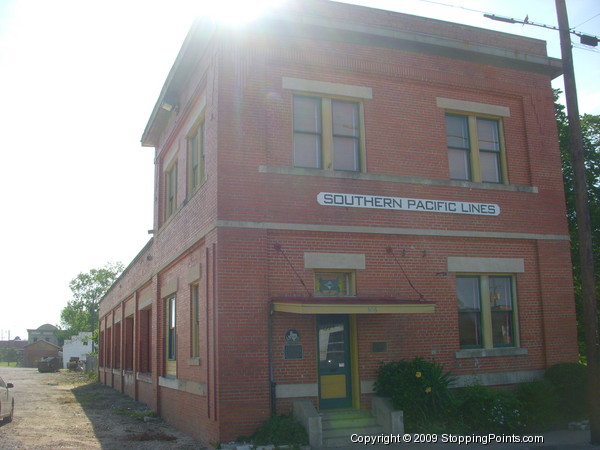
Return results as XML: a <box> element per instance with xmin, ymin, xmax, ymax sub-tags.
<box><xmin>317</xmin><ymin>192</ymin><xmax>500</xmax><ymax>216</ymax></box>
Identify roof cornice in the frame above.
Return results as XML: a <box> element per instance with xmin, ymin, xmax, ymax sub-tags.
<box><xmin>141</xmin><ymin>3</ymin><xmax>561</xmax><ymax>149</ymax></box>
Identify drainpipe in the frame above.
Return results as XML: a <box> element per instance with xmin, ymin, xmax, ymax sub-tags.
<box><xmin>268</xmin><ymin>302</ymin><xmax>276</xmax><ymax>416</ymax></box>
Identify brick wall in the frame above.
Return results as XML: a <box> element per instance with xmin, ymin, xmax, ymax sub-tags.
<box><xmin>98</xmin><ymin>0</ymin><xmax>576</xmax><ymax>445</ymax></box>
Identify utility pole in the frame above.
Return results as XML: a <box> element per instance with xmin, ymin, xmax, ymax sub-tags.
<box><xmin>555</xmin><ymin>0</ymin><xmax>600</xmax><ymax>444</ymax></box>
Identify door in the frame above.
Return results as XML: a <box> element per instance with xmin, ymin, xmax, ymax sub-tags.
<box><xmin>317</xmin><ymin>314</ymin><xmax>352</xmax><ymax>409</ymax></box>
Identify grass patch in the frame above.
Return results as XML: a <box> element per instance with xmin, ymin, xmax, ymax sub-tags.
<box><xmin>58</xmin><ymin>395</ymin><xmax>78</xmax><ymax>404</ymax></box>
<box><xmin>0</xmin><ymin>362</ymin><xmax>18</xmax><ymax>367</ymax></box>
<box><xmin>114</xmin><ymin>406</ymin><xmax>158</xmax><ymax>420</ymax></box>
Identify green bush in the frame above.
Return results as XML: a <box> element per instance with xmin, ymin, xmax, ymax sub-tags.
<box><xmin>374</xmin><ymin>357</ymin><xmax>453</xmax><ymax>428</ymax></box>
<box><xmin>544</xmin><ymin>362</ymin><xmax>587</xmax><ymax>420</ymax></box>
<box><xmin>455</xmin><ymin>385</ymin><xmax>523</xmax><ymax>433</ymax></box>
<box><xmin>248</xmin><ymin>414</ymin><xmax>308</xmax><ymax>447</ymax></box>
<box><xmin>515</xmin><ymin>380</ymin><xmax>560</xmax><ymax>431</ymax></box>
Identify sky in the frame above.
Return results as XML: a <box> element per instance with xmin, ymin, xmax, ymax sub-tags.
<box><xmin>0</xmin><ymin>0</ymin><xmax>598</xmax><ymax>341</ymax></box>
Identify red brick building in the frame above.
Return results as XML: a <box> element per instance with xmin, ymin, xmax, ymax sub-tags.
<box><xmin>99</xmin><ymin>0</ymin><xmax>577</xmax><ymax>445</ymax></box>
<box><xmin>22</xmin><ymin>340</ymin><xmax>61</xmax><ymax>368</ymax></box>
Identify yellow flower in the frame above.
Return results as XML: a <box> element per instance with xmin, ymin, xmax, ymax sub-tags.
<box><xmin>425</xmin><ymin>387</ymin><xmax>432</xmax><ymax>393</ymax></box>
<box><xmin>415</xmin><ymin>371</ymin><xmax>422</xmax><ymax>378</ymax></box>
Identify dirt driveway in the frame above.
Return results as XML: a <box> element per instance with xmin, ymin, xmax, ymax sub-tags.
<box><xmin>0</xmin><ymin>366</ymin><xmax>204</xmax><ymax>449</ymax></box>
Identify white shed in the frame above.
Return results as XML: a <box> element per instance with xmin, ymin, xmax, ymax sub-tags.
<box><xmin>62</xmin><ymin>332</ymin><xmax>94</xmax><ymax>368</ymax></box>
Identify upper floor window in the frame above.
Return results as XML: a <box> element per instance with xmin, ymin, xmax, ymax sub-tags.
<box><xmin>457</xmin><ymin>275</ymin><xmax>516</xmax><ymax>349</ymax></box>
<box><xmin>445</xmin><ymin>114</ymin><xmax>506</xmax><ymax>183</ymax></box>
<box><xmin>165</xmin><ymin>161</ymin><xmax>178</xmax><ymax>220</ymax></box>
<box><xmin>293</xmin><ymin>95</ymin><xmax>363</xmax><ymax>172</ymax></box>
<box><xmin>188</xmin><ymin>120</ymin><xmax>205</xmax><ymax>192</ymax></box>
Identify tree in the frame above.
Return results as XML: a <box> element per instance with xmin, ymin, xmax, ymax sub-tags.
<box><xmin>59</xmin><ymin>262</ymin><xmax>124</xmax><ymax>340</ymax></box>
<box><xmin>0</xmin><ymin>346</ymin><xmax>18</xmax><ymax>364</ymax></box>
<box><xmin>556</xmin><ymin>91</ymin><xmax>600</xmax><ymax>356</ymax></box>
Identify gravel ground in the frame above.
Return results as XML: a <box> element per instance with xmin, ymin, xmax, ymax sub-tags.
<box><xmin>0</xmin><ymin>366</ymin><xmax>204</xmax><ymax>449</ymax></box>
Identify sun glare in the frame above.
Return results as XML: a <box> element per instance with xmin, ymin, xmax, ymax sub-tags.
<box><xmin>203</xmin><ymin>0</ymin><xmax>283</xmax><ymax>25</ymax></box>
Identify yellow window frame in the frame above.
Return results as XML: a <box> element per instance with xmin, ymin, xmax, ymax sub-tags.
<box><xmin>314</xmin><ymin>270</ymin><xmax>356</xmax><ymax>297</ymax></box>
<box><xmin>447</xmin><ymin>112</ymin><xmax>508</xmax><ymax>184</ymax></box>
<box><xmin>164</xmin><ymin>160</ymin><xmax>178</xmax><ymax>221</ymax></box>
<box><xmin>457</xmin><ymin>274</ymin><xmax>519</xmax><ymax>349</ymax></box>
<box><xmin>187</xmin><ymin>116</ymin><xmax>206</xmax><ymax>194</ymax></box>
<box><xmin>293</xmin><ymin>94</ymin><xmax>366</xmax><ymax>173</ymax></box>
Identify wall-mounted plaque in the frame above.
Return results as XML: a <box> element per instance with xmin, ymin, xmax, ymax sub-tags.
<box><xmin>372</xmin><ymin>342</ymin><xmax>388</xmax><ymax>353</ymax></box>
<box><xmin>284</xmin><ymin>344</ymin><xmax>303</xmax><ymax>360</ymax></box>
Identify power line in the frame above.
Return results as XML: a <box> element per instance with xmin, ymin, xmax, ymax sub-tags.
<box><xmin>484</xmin><ymin>13</ymin><xmax>599</xmax><ymax>47</ymax></box>
<box><xmin>410</xmin><ymin>0</ymin><xmax>599</xmax><ymax>47</ymax></box>
<box><xmin>574</xmin><ymin>12</ymin><xmax>600</xmax><ymax>28</ymax></box>
<box><xmin>413</xmin><ymin>0</ymin><xmax>488</xmax><ymax>15</ymax></box>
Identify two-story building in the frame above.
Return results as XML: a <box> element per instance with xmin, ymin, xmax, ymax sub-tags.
<box><xmin>27</xmin><ymin>323</ymin><xmax>59</xmax><ymax>347</ymax></box>
<box><xmin>99</xmin><ymin>0</ymin><xmax>577</xmax><ymax>445</ymax></box>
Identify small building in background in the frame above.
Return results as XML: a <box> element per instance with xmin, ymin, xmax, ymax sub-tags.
<box><xmin>62</xmin><ymin>332</ymin><xmax>94</xmax><ymax>369</ymax></box>
<box><xmin>22</xmin><ymin>340</ymin><xmax>61</xmax><ymax>368</ymax></box>
<box><xmin>27</xmin><ymin>323</ymin><xmax>59</xmax><ymax>347</ymax></box>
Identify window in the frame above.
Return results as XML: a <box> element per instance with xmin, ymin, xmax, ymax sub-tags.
<box><xmin>188</xmin><ymin>120</ymin><xmax>205</xmax><ymax>192</ymax></box>
<box><xmin>113</xmin><ymin>322</ymin><xmax>121</xmax><ymax>369</ymax></box>
<box><xmin>191</xmin><ymin>283</ymin><xmax>200</xmax><ymax>358</ymax></box>
<box><xmin>99</xmin><ymin>330</ymin><xmax>104</xmax><ymax>366</ymax></box>
<box><xmin>166</xmin><ymin>295</ymin><xmax>176</xmax><ymax>361</ymax></box>
<box><xmin>105</xmin><ymin>328</ymin><xmax>112</xmax><ymax>368</ymax></box>
<box><xmin>124</xmin><ymin>316</ymin><xmax>134</xmax><ymax>371</ymax></box>
<box><xmin>138</xmin><ymin>308</ymin><xmax>151</xmax><ymax>373</ymax></box>
<box><xmin>315</xmin><ymin>271</ymin><xmax>355</xmax><ymax>296</ymax></box>
<box><xmin>457</xmin><ymin>275</ymin><xmax>516</xmax><ymax>349</ymax></box>
<box><xmin>165</xmin><ymin>161</ymin><xmax>178</xmax><ymax>220</ymax></box>
<box><xmin>293</xmin><ymin>95</ymin><xmax>363</xmax><ymax>172</ymax></box>
<box><xmin>446</xmin><ymin>114</ymin><xmax>505</xmax><ymax>183</ymax></box>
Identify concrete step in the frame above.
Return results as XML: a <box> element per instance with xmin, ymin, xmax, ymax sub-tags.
<box><xmin>322</xmin><ymin>410</ymin><xmax>376</xmax><ymax>430</ymax></box>
<box><xmin>321</xmin><ymin>410</ymin><xmax>385</xmax><ymax>447</ymax></box>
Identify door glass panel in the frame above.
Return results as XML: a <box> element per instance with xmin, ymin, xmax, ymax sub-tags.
<box><xmin>319</xmin><ymin>323</ymin><xmax>346</xmax><ymax>371</ymax></box>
